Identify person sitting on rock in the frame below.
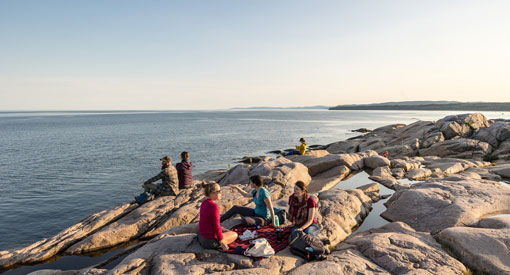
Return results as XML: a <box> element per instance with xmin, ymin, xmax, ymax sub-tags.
<box><xmin>221</xmin><ymin>175</ymin><xmax>277</xmax><ymax>227</ymax></box>
<box><xmin>176</xmin><ymin>151</ymin><xmax>193</xmax><ymax>190</ymax></box>
<box><xmin>288</xmin><ymin>181</ymin><xmax>319</xmax><ymax>239</ymax></box>
<box><xmin>198</xmin><ymin>181</ymin><xmax>238</xmax><ymax>251</ymax></box>
<box><xmin>285</xmin><ymin>138</ymin><xmax>307</xmax><ymax>156</ymax></box>
<box><xmin>142</xmin><ymin>156</ymin><xmax>179</xmax><ymax>197</ymax></box>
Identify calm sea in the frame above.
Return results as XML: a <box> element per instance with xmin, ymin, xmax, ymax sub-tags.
<box><xmin>1</xmin><ymin>109</ymin><xmax>508</xmax><ymax>250</ymax></box>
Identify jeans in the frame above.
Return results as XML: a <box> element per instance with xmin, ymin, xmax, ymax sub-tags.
<box><xmin>291</xmin><ymin>223</ymin><xmax>320</xmax><ymax>237</ymax></box>
<box><xmin>286</xmin><ymin>149</ymin><xmax>301</xmax><ymax>156</ymax></box>
<box><xmin>220</xmin><ymin>205</ymin><xmax>268</xmax><ymax>226</ymax></box>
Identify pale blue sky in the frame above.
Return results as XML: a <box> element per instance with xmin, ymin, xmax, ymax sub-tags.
<box><xmin>1</xmin><ymin>0</ymin><xmax>509</xmax><ymax>110</ymax></box>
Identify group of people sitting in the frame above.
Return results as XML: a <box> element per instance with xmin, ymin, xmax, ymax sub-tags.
<box><xmin>142</xmin><ymin>137</ymin><xmax>308</xmax><ymax>198</ymax></box>
<box><xmin>198</xmin><ymin>176</ymin><xmax>319</xmax><ymax>251</ymax></box>
<box><xmin>141</xmin><ymin>138</ymin><xmax>315</xmax><ymax>252</ymax></box>
<box><xmin>141</xmin><ymin>151</ymin><xmax>193</xmax><ymax>197</ymax></box>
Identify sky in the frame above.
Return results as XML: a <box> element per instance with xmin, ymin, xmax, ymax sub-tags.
<box><xmin>0</xmin><ymin>0</ymin><xmax>509</xmax><ymax>110</ymax></box>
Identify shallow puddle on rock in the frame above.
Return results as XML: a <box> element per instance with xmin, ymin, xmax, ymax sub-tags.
<box><xmin>399</xmin><ymin>178</ymin><xmax>423</xmax><ymax>185</ymax></box>
<box><xmin>334</xmin><ymin>171</ymin><xmax>393</xmax><ymax>196</ymax></box>
<box><xmin>334</xmin><ymin>171</ymin><xmax>395</xmax><ymax>235</ymax></box>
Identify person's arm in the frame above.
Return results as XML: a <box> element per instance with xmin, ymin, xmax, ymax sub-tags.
<box><xmin>212</xmin><ymin>204</ymin><xmax>223</xmax><ymax>241</ymax></box>
<box><xmin>229</xmin><ymin>185</ymin><xmax>251</xmax><ymax>198</ymax></box>
<box><xmin>264</xmin><ymin>191</ymin><xmax>276</xmax><ymax>226</ymax></box>
<box><xmin>144</xmin><ymin>171</ymin><xmax>163</xmax><ymax>185</ymax></box>
<box><xmin>296</xmin><ymin>208</ymin><xmax>315</xmax><ymax>231</ymax></box>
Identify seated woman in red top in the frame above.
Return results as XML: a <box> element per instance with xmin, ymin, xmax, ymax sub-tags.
<box><xmin>198</xmin><ymin>181</ymin><xmax>238</xmax><ymax>251</ymax></box>
<box><xmin>288</xmin><ymin>181</ymin><xmax>319</xmax><ymax>238</ymax></box>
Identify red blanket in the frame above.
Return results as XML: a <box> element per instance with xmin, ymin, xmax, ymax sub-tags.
<box><xmin>225</xmin><ymin>225</ymin><xmax>292</xmax><ymax>258</ymax></box>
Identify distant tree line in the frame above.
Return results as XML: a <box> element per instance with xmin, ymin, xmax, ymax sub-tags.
<box><xmin>329</xmin><ymin>103</ymin><xmax>510</xmax><ymax>111</ymax></box>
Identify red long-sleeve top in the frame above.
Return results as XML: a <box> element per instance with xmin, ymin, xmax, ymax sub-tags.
<box><xmin>199</xmin><ymin>199</ymin><xmax>223</xmax><ymax>241</ymax></box>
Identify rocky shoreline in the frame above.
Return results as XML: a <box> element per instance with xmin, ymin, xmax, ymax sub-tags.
<box><xmin>2</xmin><ymin>113</ymin><xmax>510</xmax><ymax>275</ymax></box>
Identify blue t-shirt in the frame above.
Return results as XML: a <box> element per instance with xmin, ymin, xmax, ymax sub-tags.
<box><xmin>251</xmin><ymin>188</ymin><xmax>271</xmax><ymax>221</ymax></box>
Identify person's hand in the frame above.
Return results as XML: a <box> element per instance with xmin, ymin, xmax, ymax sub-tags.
<box><xmin>295</xmin><ymin>228</ymin><xmax>303</xmax><ymax>232</ymax></box>
<box><xmin>220</xmin><ymin>241</ymin><xmax>229</xmax><ymax>251</ymax></box>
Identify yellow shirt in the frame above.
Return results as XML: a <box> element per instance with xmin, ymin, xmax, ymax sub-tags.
<box><xmin>296</xmin><ymin>142</ymin><xmax>307</xmax><ymax>155</ymax></box>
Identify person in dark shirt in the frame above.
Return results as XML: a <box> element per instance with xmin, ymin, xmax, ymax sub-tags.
<box><xmin>176</xmin><ymin>151</ymin><xmax>193</xmax><ymax>189</ymax></box>
<box><xmin>287</xmin><ymin>181</ymin><xmax>319</xmax><ymax>238</ymax></box>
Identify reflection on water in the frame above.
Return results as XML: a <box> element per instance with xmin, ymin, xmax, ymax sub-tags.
<box><xmin>334</xmin><ymin>171</ymin><xmax>395</xmax><ymax>234</ymax></box>
<box><xmin>2</xmin><ymin>241</ymin><xmax>142</xmax><ymax>275</ymax></box>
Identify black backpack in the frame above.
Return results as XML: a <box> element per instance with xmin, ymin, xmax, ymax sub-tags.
<box><xmin>289</xmin><ymin>230</ymin><xmax>328</xmax><ymax>261</ymax></box>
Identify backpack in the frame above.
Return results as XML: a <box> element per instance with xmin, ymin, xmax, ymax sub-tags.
<box><xmin>289</xmin><ymin>230</ymin><xmax>328</xmax><ymax>261</ymax></box>
<box><xmin>135</xmin><ymin>192</ymin><xmax>151</xmax><ymax>206</ymax></box>
<box><xmin>273</xmin><ymin>207</ymin><xmax>287</xmax><ymax>225</ymax></box>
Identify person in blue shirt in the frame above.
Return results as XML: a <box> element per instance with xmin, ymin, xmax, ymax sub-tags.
<box><xmin>220</xmin><ymin>175</ymin><xmax>277</xmax><ymax>227</ymax></box>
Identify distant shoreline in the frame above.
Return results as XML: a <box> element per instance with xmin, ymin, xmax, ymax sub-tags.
<box><xmin>330</xmin><ymin>103</ymin><xmax>510</xmax><ymax>111</ymax></box>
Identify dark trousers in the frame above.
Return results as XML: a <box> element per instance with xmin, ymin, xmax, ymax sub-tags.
<box><xmin>220</xmin><ymin>205</ymin><xmax>267</xmax><ymax>226</ymax></box>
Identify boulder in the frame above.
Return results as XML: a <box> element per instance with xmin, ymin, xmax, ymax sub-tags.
<box><xmin>339</xmin><ymin>222</ymin><xmax>467</xmax><ymax>275</ymax></box>
<box><xmin>382</xmin><ymin>179</ymin><xmax>510</xmax><ymax>233</ymax></box>
<box><xmin>358</xmin><ymin>137</ymin><xmax>386</xmax><ymax>152</ymax></box>
<box><xmin>419</xmin><ymin>138</ymin><xmax>491</xmax><ymax>159</ymax></box>
<box><xmin>317</xmin><ymin>188</ymin><xmax>376</xmax><ymax>247</ymax></box>
<box><xmin>478</xmin><ymin>216</ymin><xmax>510</xmax><ymax>229</ymax></box>
<box><xmin>287</xmin><ymin>152</ymin><xmax>368</xmax><ymax>176</ymax></box>
<box><xmin>368</xmin><ymin>166</ymin><xmax>399</xmax><ymax>189</ymax></box>
<box><xmin>405</xmin><ymin>168</ymin><xmax>432</xmax><ymax>180</ymax></box>
<box><xmin>436</xmin><ymin>226</ymin><xmax>510</xmax><ymax>274</ymax></box>
<box><xmin>0</xmin><ymin>203</ymin><xmax>137</xmax><ymax>268</ymax></box>
<box><xmin>390</xmin><ymin>159</ymin><xmax>421</xmax><ymax>172</ymax></box>
<box><xmin>422</xmin><ymin>157</ymin><xmax>481</xmax><ymax>174</ymax></box>
<box><xmin>364</xmin><ymin>155</ymin><xmax>390</xmax><ymax>169</ymax></box>
<box><xmin>376</xmin><ymin>144</ymin><xmax>416</xmax><ymax>158</ymax></box>
<box><xmin>193</xmin><ymin>169</ymin><xmax>227</xmax><ymax>183</ymax></box>
<box><xmin>436</xmin><ymin>113</ymin><xmax>490</xmax><ymax>139</ymax></box>
<box><xmin>384</xmin><ymin>120</ymin><xmax>444</xmax><ymax>150</ymax></box>
<box><xmin>472</xmin><ymin>121</ymin><xmax>510</xmax><ymax>147</ymax></box>
<box><xmin>325</xmin><ymin>140</ymin><xmax>361</xmax><ymax>154</ymax></box>
<box><xmin>391</xmin><ymin>168</ymin><xmax>404</xmax><ymax>179</ymax></box>
<box><xmin>489</xmin><ymin>163</ymin><xmax>510</xmax><ymax>179</ymax></box>
<box><xmin>308</xmin><ymin>165</ymin><xmax>350</xmax><ymax>193</ymax></box>
<box><xmin>493</xmin><ymin>140</ymin><xmax>510</xmax><ymax>160</ymax></box>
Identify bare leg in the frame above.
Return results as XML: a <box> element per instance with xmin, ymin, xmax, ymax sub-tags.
<box><xmin>222</xmin><ymin>230</ymin><xmax>238</xmax><ymax>246</ymax></box>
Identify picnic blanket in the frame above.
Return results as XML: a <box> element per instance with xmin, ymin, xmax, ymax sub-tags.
<box><xmin>225</xmin><ymin>225</ymin><xmax>292</xmax><ymax>258</ymax></box>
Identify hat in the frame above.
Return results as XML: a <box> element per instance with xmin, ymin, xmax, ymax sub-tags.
<box><xmin>160</xmin><ymin>156</ymin><xmax>172</xmax><ymax>162</ymax></box>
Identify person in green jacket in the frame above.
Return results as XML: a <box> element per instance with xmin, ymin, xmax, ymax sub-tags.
<box><xmin>286</xmin><ymin>138</ymin><xmax>307</xmax><ymax>156</ymax></box>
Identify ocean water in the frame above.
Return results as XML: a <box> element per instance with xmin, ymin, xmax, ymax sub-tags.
<box><xmin>1</xmin><ymin>109</ymin><xmax>509</xmax><ymax>251</ymax></box>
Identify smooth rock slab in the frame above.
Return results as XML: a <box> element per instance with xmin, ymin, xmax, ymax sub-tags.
<box><xmin>0</xmin><ymin>203</ymin><xmax>136</xmax><ymax>268</ymax></box>
<box><xmin>436</xmin><ymin>226</ymin><xmax>510</xmax><ymax>275</ymax></box>
<box><xmin>308</xmin><ymin>165</ymin><xmax>350</xmax><ymax>193</ymax></box>
<box><xmin>382</xmin><ymin>179</ymin><xmax>510</xmax><ymax>233</ymax></box>
<box><xmin>340</xmin><ymin>222</ymin><xmax>467</xmax><ymax>275</ymax></box>
<box><xmin>419</xmin><ymin>138</ymin><xmax>491</xmax><ymax>160</ymax></box>
<box><xmin>287</xmin><ymin>249</ymin><xmax>390</xmax><ymax>275</ymax></box>
<box><xmin>65</xmin><ymin>192</ymin><xmax>192</xmax><ymax>254</ymax></box>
